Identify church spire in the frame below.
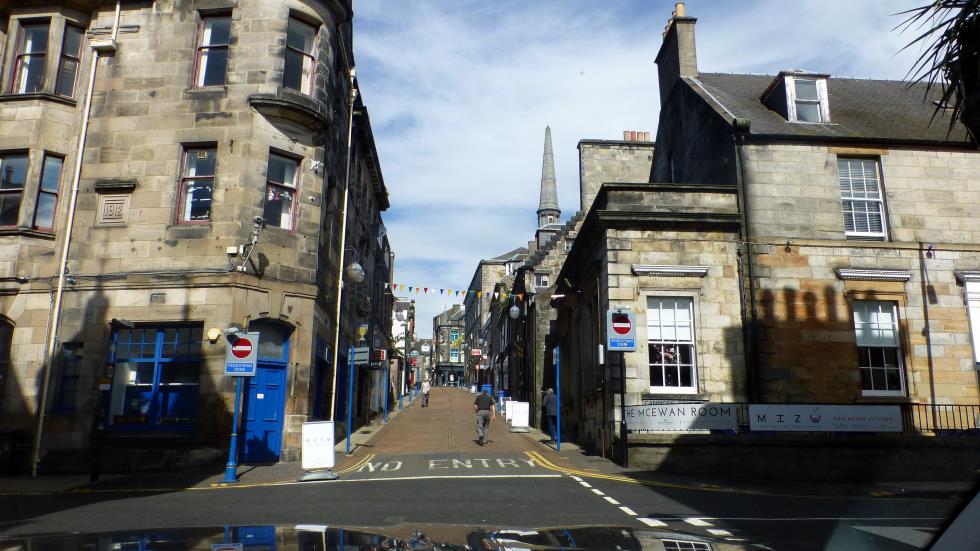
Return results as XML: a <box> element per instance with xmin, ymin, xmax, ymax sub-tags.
<box><xmin>537</xmin><ymin>125</ymin><xmax>560</xmax><ymax>229</ymax></box>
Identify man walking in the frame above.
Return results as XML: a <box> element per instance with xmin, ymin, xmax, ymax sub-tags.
<box><xmin>543</xmin><ymin>388</ymin><xmax>558</xmax><ymax>444</ymax></box>
<box><xmin>473</xmin><ymin>388</ymin><xmax>496</xmax><ymax>445</ymax></box>
<box><xmin>421</xmin><ymin>378</ymin><xmax>431</xmax><ymax>407</ymax></box>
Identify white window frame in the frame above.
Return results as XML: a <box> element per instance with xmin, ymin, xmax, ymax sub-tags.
<box><xmin>534</xmin><ymin>274</ymin><xmax>549</xmax><ymax>289</ymax></box>
<box><xmin>646</xmin><ymin>296</ymin><xmax>698</xmax><ymax>395</ymax></box>
<box><xmin>838</xmin><ymin>157</ymin><xmax>888</xmax><ymax>240</ymax></box>
<box><xmin>785</xmin><ymin>76</ymin><xmax>830</xmax><ymax>123</ymax></box>
<box><xmin>853</xmin><ymin>300</ymin><xmax>906</xmax><ymax>397</ymax></box>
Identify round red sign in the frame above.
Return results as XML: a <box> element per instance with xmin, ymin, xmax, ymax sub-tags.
<box><xmin>612</xmin><ymin>313</ymin><xmax>632</xmax><ymax>335</ymax></box>
<box><xmin>231</xmin><ymin>337</ymin><xmax>253</xmax><ymax>359</ymax></box>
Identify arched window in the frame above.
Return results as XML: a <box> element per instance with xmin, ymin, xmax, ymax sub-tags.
<box><xmin>248</xmin><ymin>319</ymin><xmax>293</xmax><ymax>363</ymax></box>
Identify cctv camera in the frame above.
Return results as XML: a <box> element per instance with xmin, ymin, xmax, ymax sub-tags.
<box><xmin>253</xmin><ymin>216</ymin><xmax>265</xmax><ymax>226</ymax></box>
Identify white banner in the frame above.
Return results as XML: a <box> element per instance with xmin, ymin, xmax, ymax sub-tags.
<box><xmin>749</xmin><ymin>405</ymin><xmax>902</xmax><ymax>432</ymax></box>
<box><xmin>625</xmin><ymin>403</ymin><xmax>737</xmax><ymax>431</ymax></box>
<box><xmin>301</xmin><ymin>421</ymin><xmax>335</xmax><ymax>470</ymax></box>
<box><xmin>511</xmin><ymin>402</ymin><xmax>530</xmax><ymax>428</ymax></box>
<box><xmin>504</xmin><ymin>399</ymin><xmax>514</xmax><ymax>421</ymax></box>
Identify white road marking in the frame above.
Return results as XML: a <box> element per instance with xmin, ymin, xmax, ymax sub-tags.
<box><xmin>637</xmin><ymin>518</ymin><xmax>667</xmax><ymax>528</ymax></box>
<box><xmin>684</xmin><ymin>518</ymin><xmax>714</xmax><ymax>527</ymax></box>
<box><xmin>851</xmin><ymin>526</ymin><xmax>935</xmax><ymax>548</ymax></box>
<box><xmin>579</xmin><ymin>481</ymin><xmax>592</xmax><ymax>488</ymax></box>
<box><xmin>619</xmin><ymin>506</ymin><xmax>638</xmax><ymax>516</ymax></box>
<box><xmin>603</xmin><ymin>496</ymin><xmax>620</xmax><ymax>505</ymax></box>
<box><xmin>570</xmin><ymin>476</ymin><xmax>583</xmax><ymax>482</ymax></box>
<box><xmin>707</xmin><ymin>529</ymin><xmax>733</xmax><ymax>536</ymax></box>
<box><xmin>338</xmin><ymin>474</ymin><xmax>563</xmax><ymax>482</ymax></box>
<box><xmin>591</xmin><ymin>488</ymin><xmax>605</xmax><ymax>496</ymax></box>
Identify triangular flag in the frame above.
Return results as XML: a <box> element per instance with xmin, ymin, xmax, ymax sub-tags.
<box><xmin>440</xmin><ymin>289</ymin><xmax>444</xmax><ymax>295</ymax></box>
<box><xmin>493</xmin><ymin>292</ymin><xmax>499</xmax><ymax>300</ymax></box>
<box><xmin>408</xmin><ymin>286</ymin><xmax>413</xmax><ymax>292</ymax></box>
<box><xmin>384</xmin><ymin>282</ymin><xmax>389</xmax><ymax>289</ymax></box>
<box><xmin>424</xmin><ymin>287</ymin><xmax>429</xmax><ymax>293</ymax></box>
<box><xmin>517</xmin><ymin>293</ymin><xmax>524</xmax><ymax>300</ymax></box>
<box><xmin>501</xmin><ymin>292</ymin><xmax>508</xmax><ymax>299</ymax></box>
<box><xmin>477</xmin><ymin>291</ymin><xmax>482</xmax><ymax>298</ymax></box>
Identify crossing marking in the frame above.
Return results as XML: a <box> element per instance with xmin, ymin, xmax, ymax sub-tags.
<box><xmin>707</xmin><ymin>529</ymin><xmax>733</xmax><ymax>536</ymax></box>
<box><xmin>603</xmin><ymin>496</ymin><xmax>620</xmax><ymax>505</ymax></box>
<box><xmin>638</xmin><ymin>518</ymin><xmax>667</xmax><ymax>527</ymax></box>
<box><xmin>620</xmin><ymin>506</ymin><xmax>638</xmax><ymax>516</ymax></box>
<box><xmin>684</xmin><ymin>518</ymin><xmax>713</xmax><ymax>527</ymax></box>
<box><xmin>579</xmin><ymin>481</ymin><xmax>592</xmax><ymax>488</ymax></box>
<box><xmin>591</xmin><ymin>488</ymin><xmax>605</xmax><ymax>496</ymax></box>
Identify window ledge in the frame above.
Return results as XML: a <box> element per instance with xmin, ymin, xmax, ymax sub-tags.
<box><xmin>835</xmin><ymin>268</ymin><xmax>911</xmax><ymax>282</ymax></box>
<box><xmin>248</xmin><ymin>89</ymin><xmax>329</xmax><ymax>131</ymax></box>
<box><xmin>0</xmin><ymin>227</ymin><xmax>56</xmax><ymax>240</ymax></box>
<box><xmin>633</xmin><ymin>264</ymin><xmax>709</xmax><ymax>278</ymax></box>
<box><xmin>184</xmin><ymin>86</ymin><xmax>228</xmax><ymax>98</ymax></box>
<box><xmin>955</xmin><ymin>271</ymin><xmax>980</xmax><ymax>284</ymax></box>
<box><xmin>0</xmin><ymin>92</ymin><xmax>77</xmax><ymax>107</ymax></box>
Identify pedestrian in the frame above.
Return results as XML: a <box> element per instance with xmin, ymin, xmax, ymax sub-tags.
<box><xmin>421</xmin><ymin>378</ymin><xmax>431</xmax><ymax>407</ymax></box>
<box><xmin>473</xmin><ymin>388</ymin><xmax>496</xmax><ymax>445</ymax></box>
<box><xmin>543</xmin><ymin>388</ymin><xmax>558</xmax><ymax>444</ymax></box>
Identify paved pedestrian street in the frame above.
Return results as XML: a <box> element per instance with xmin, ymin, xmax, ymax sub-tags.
<box><xmin>0</xmin><ymin>387</ymin><xmax>968</xmax><ymax>550</ymax></box>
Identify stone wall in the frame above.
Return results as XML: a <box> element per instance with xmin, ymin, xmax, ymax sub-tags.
<box><xmin>577</xmin><ymin>140</ymin><xmax>654</xmax><ymax>213</ymax></box>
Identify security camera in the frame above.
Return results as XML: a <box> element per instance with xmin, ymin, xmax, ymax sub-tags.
<box><xmin>253</xmin><ymin>216</ymin><xmax>265</xmax><ymax>227</ymax></box>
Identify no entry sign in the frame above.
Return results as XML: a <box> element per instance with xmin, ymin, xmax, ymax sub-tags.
<box><xmin>225</xmin><ymin>331</ymin><xmax>260</xmax><ymax>376</ymax></box>
<box><xmin>606</xmin><ymin>309</ymin><xmax>636</xmax><ymax>351</ymax></box>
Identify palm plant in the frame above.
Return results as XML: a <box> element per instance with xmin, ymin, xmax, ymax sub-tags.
<box><xmin>900</xmin><ymin>0</ymin><xmax>980</xmax><ymax>142</ymax></box>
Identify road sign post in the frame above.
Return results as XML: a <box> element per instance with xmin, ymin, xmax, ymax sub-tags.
<box><xmin>345</xmin><ymin>345</ymin><xmax>357</xmax><ymax>455</ymax></box>
<box><xmin>606</xmin><ymin>309</ymin><xmax>636</xmax><ymax>352</ymax></box>
<box><xmin>555</xmin><ymin>346</ymin><xmax>561</xmax><ymax>452</ymax></box>
<box><xmin>223</xmin><ymin>331</ymin><xmax>259</xmax><ymax>483</ymax></box>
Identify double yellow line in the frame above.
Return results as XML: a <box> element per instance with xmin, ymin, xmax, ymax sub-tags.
<box><xmin>525</xmin><ymin>451</ymin><xmax>763</xmax><ymax>495</ymax></box>
<box><xmin>334</xmin><ymin>453</ymin><xmax>376</xmax><ymax>475</ymax></box>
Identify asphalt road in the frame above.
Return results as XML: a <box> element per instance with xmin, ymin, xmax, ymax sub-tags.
<box><xmin>0</xmin><ymin>450</ymin><xmax>961</xmax><ymax>550</ymax></box>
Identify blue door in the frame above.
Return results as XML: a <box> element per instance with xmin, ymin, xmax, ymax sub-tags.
<box><xmin>242</xmin><ymin>320</ymin><xmax>291</xmax><ymax>464</ymax></box>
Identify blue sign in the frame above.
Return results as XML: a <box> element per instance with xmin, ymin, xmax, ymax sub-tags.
<box><xmin>609</xmin><ymin>337</ymin><xmax>636</xmax><ymax>349</ymax></box>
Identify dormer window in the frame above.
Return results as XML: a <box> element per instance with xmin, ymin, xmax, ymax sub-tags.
<box><xmin>786</xmin><ymin>76</ymin><xmax>829</xmax><ymax>123</ymax></box>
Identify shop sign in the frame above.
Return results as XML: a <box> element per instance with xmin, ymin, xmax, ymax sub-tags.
<box><xmin>301</xmin><ymin>420</ymin><xmax>335</xmax><ymax>471</ymax></box>
<box><xmin>625</xmin><ymin>402</ymin><xmax>737</xmax><ymax>431</ymax></box>
<box><xmin>749</xmin><ymin>404</ymin><xmax>902</xmax><ymax>432</ymax></box>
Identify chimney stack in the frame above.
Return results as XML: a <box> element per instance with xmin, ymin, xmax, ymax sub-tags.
<box><xmin>655</xmin><ymin>2</ymin><xmax>697</xmax><ymax>107</ymax></box>
<box><xmin>621</xmin><ymin>130</ymin><xmax>651</xmax><ymax>142</ymax></box>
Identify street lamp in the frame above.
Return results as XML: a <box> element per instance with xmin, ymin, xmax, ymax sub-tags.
<box><xmin>346</xmin><ymin>261</ymin><xmax>365</xmax><ymax>284</ymax></box>
<box><xmin>509</xmin><ymin>304</ymin><xmax>521</xmax><ymax>319</ymax></box>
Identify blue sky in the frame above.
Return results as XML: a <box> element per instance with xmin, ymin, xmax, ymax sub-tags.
<box><xmin>353</xmin><ymin>0</ymin><xmax>926</xmax><ymax>336</ymax></box>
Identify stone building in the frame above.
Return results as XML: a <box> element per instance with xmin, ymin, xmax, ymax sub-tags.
<box><xmin>432</xmin><ymin>304</ymin><xmax>464</xmax><ymax>386</ymax></box>
<box><xmin>462</xmin><ymin>246</ymin><xmax>525</xmax><ymax>384</ymax></box>
<box><xmin>553</xmin><ymin>4</ymin><xmax>980</xmax><ymax>458</ymax></box>
<box><xmin>390</xmin><ymin>296</ymin><xmax>414</xmax><ymax>396</ymax></box>
<box><xmin>0</xmin><ymin>0</ymin><xmax>393</xmax><ymax>473</ymax></box>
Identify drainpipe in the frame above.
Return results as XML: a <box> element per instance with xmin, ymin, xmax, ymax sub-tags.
<box><xmin>327</xmin><ymin>68</ymin><xmax>357</xmax><ymax>422</ymax></box>
<box><xmin>31</xmin><ymin>3</ymin><xmax>120</xmax><ymax>477</ymax></box>
<box><xmin>732</xmin><ymin>117</ymin><xmax>759</xmax><ymax>403</ymax></box>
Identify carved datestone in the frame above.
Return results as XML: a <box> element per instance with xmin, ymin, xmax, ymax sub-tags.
<box><xmin>96</xmin><ymin>195</ymin><xmax>130</xmax><ymax>226</ymax></box>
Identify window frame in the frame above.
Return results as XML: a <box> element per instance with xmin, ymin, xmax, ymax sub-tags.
<box><xmin>10</xmin><ymin>20</ymin><xmax>51</xmax><ymax>95</ymax></box>
<box><xmin>54</xmin><ymin>24</ymin><xmax>83</xmax><ymax>98</ymax></box>
<box><xmin>852</xmin><ymin>300</ymin><xmax>907</xmax><ymax>397</ymax></box>
<box><xmin>262</xmin><ymin>151</ymin><xmax>300</xmax><ymax>231</ymax></box>
<box><xmin>192</xmin><ymin>13</ymin><xmax>231</xmax><ymax>89</ymax></box>
<box><xmin>283</xmin><ymin>16</ymin><xmax>318</xmax><ymax>96</ymax></box>
<box><xmin>646</xmin><ymin>296</ymin><xmax>699</xmax><ymax>395</ymax></box>
<box><xmin>0</xmin><ymin>151</ymin><xmax>30</xmax><ymax>227</ymax></box>
<box><xmin>55</xmin><ymin>342</ymin><xmax>83</xmax><ymax>414</ymax></box>
<box><xmin>786</xmin><ymin>76</ymin><xmax>830</xmax><ymax>123</ymax></box>
<box><xmin>32</xmin><ymin>153</ymin><xmax>64</xmax><ymax>232</ymax></box>
<box><xmin>176</xmin><ymin>145</ymin><xmax>216</xmax><ymax>225</ymax></box>
<box><xmin>838</xmin><ymin>157</ymin><xmax>888</xmax><ymax>241</ymax></box>
<box><xmin>105</xmin><ymin>324</ymin><xmax>204</xmax><ymax>431</ymax></box>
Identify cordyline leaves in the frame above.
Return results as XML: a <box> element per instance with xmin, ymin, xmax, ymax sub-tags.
<box><xmin>898</xmin><ymin>0</ymin><xmax>980</xmax><ymax>141</ymax></box>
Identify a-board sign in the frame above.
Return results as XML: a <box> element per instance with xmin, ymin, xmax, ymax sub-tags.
<box><xmin>504</xmin><ymin>399</ymin><xmax>514</xmax><ymax>421</ymax></box>
<box><xmin>225</xmin><ymin>332</ymin><xmax>260</xmax><ymax>376</ymax></box>
<box><xmin>301</xmin><ymin>420</ymin><xmax>335</xmax><ymax>470</ymax></box>
<box><xmin>606</xmin><ymin>309</ymin><xmax>636</xmax><ymax>351</ymax></box>
<box><xmin>511</xmin><ymin>402</ymin><xmax>530</xmax><ymax>428</ymax></box>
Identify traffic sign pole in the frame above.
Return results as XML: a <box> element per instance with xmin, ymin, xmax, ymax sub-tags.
<box><xmin>345</xmin><ymin>345</ymin><xmax>355</xmax><ymax>455</ymax></box>
<box><xmin>223</xmin><ymin>375</ymin><xmax>243</xmax><ymax>483</ymax></box>
<box><xmin>555</xmin><ymin>346</ymin><xmax>561</xmax><ymax>452</ymax></box>
<box><xmin>383</xmin><ymin>359</ymin><xmax>389</xmax><ymax>423</ymax></box>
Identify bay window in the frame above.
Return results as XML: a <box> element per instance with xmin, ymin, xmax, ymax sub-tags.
<box><xmin>32</xmin><ymin>155</ymin><xmax>63</xmax><ymax>231</ymax></box>
<box><xmin>284</xmin><ymin>17</ymin><xmax>316</xmax><ymax>95</ymax></box>
<box><xmin>54</xmin><ymin>25</ymin><xmax>83</xmax><ymax>97</ymax></box>
<box><xmin>11</xmin><ymin>22</ymin><xmax>49</xmax><ymax>94</ymax></box>
<box><xmin>0</xmin><ymin>153</ymin><xmax>28</xmax><ymax>226</ymax></box>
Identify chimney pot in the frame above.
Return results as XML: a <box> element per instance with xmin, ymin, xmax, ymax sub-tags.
<box><xmin>623</xmin><ymin>131</ymin><xmax>630</xmax><ymax>141</ymax></box>
<box><xmin>631</xmin><ymin>131</ymin><xmax>637</xmax><ymax>141</ymax></box>
<box><xmin>675</xmin><ymin>2</ymin><xmax>686</xmax><ymax>17</ymax></box>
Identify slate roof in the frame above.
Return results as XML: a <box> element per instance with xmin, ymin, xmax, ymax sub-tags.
<box><xmin>489</xmin><ymin>247</ymin><xmax>529</xmax><ymax>262</ymax></box>
<box><xmin>692</xmin><ymin>73</ymin><xmax>972</xmax><ymax>145</ymax></box>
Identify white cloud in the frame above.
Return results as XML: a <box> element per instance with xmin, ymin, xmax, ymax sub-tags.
<box><xmin>355</xmin><ymin>0</ymin><xmax>930</xmax><ymax>335</ymax></box>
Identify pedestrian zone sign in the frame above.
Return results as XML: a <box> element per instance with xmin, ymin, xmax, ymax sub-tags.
<box><xmin>225</xmin><ymin>331</ymin><xmax>260</xmax><ymax>376</ymax></box>
<box><xmin>606</xmin><ymin>309</ymin><xmax>636</xmax><ymax>351</ymax></box>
